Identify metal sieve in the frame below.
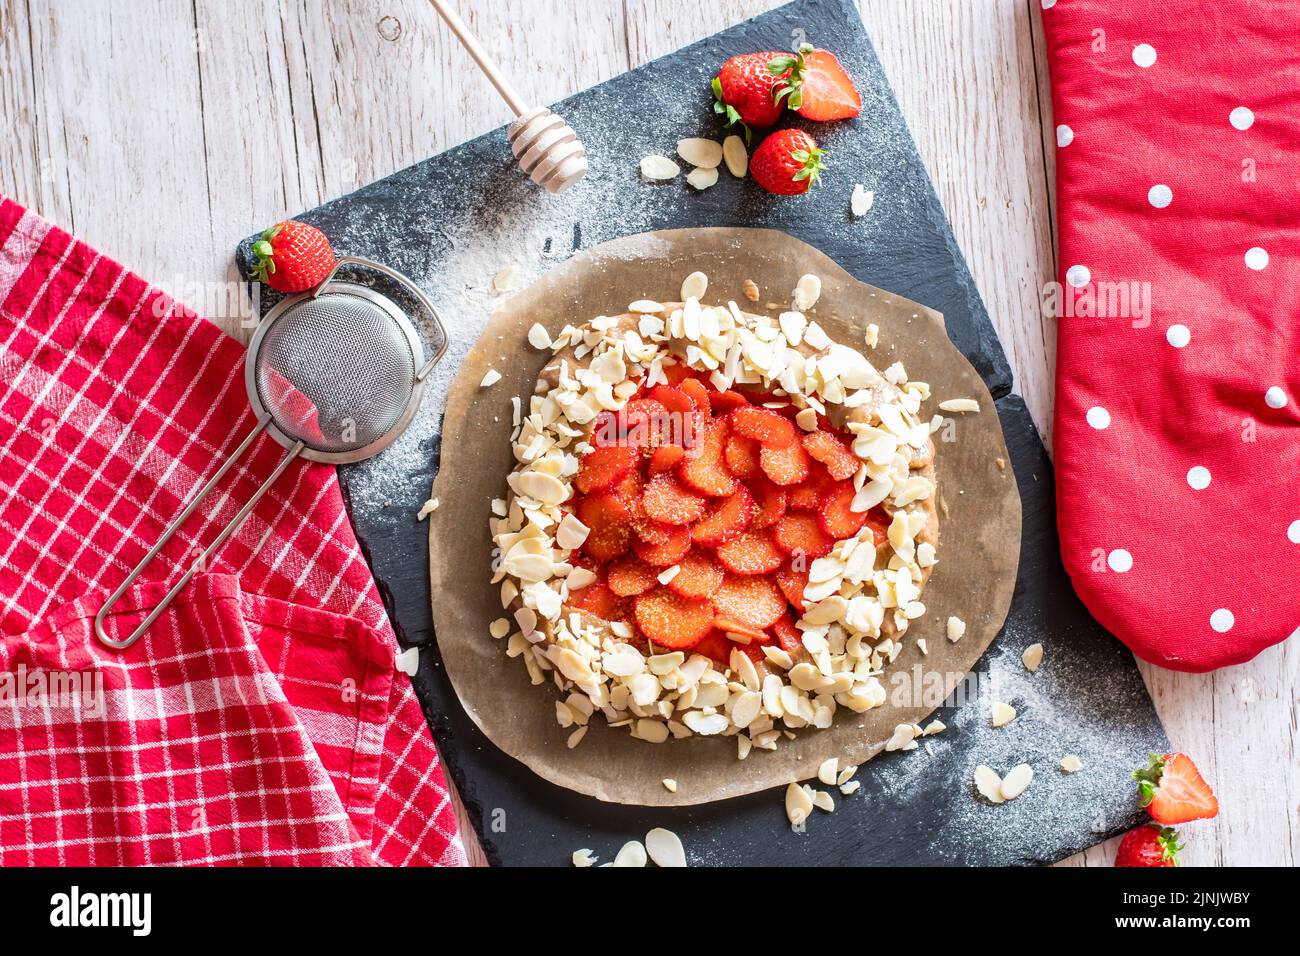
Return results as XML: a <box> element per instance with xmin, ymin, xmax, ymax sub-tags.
<box><xmin>95</xmin><ymin>256</ymin><xmax>448</xmax><ymax>650</ymax></box>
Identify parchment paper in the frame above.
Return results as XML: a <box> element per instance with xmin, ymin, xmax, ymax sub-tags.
<box><xmin>428</xmin><ymin>228</ymin><xmax>1021</xmax><ymax>806</ymax></box>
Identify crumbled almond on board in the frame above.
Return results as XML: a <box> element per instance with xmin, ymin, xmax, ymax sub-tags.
<box><xmin>864</xmin><ymin>323</ymin><xmax>879</xmax><ymax>348</ymax></box>
<box><xmin>662</xmin><ymin>778</ymin><xmax>678</xmax><ymax>793</ymax></box>
<box><xmin>686</xmin><ymin>166</ymin><xmax>719</xmax><ymax>190</ymax></box>
<box><xmin>812</xmin><ymin>790</ymin><xmax>835</xmax><ymax>813</ymax></box>
<box><xmin>1000</xmin><ymin>764</ymin><xmax>1033</xmax><ymax>800</ymax></box>
<box><xmin>922</xmin><ymin>719</ymin><xmax>946</xmax><ymax>736</ymax></box>
<box><xmin>817</xmin><ymin>757</ymin><xmax>839</xmax><ymax>786</ymax></box>
<box><xmin>612</xmin><ymin>840</ymin><xmax>648</xmax><ymax>867</ymax></box>
<box><xmin>645</xmin><ymin>827</ymin><xmax>688</xmax><ymax>867</ymax></box>
<box><xmin>489</xmin><ymin>617</ymin><xmax>511</xmax><ymax>639</ymax></box>
<box><xmin>639</xmin><ymin>155</ymin><xmax>679</xmax><ymax>180</ymax></box>
<box><xmin>566</xmin><ymin>726</ymin><xmax>588</xmax><ymax>749</ymax></box>
<box><xmin>572</xmin><ymin>848</ymin><xmax>596</xmax><ymax>867</ymax></box>
<box><xmin>938</xmin><ymin>398</ymin><xmax>980</xmax><ymax>413</ymax></box>
<box><xmin>493</xmin><ymin>263</ymin><xmax>520</xmax><ymax>293</ymax></box>
<box><xmin>742</xmin><ymin>278</ymin><xmax>760</xmax><ymax>301</ymax></box>
<box><xmin>677</xmin><ymin>138</ymin><xmax>723</xmax><ymax>169</ymax></box>
<box><xmin>527</xmin><ymin>322</ymin><xmax>552</xmax><ymax>350</ymax></box>
<box><xmin>680</xmin><ymin>271</ymin><xmax>708</xmax><ymax>301</ymax></box>
<box><xmin>394</xmin><ymin>646</ymin><xmax>418</xmax><ymax>676</ymax></box>
<box><xmin>723</xmin><ymin>135</ymin><xmax>748</xmax><ymax>178</ymax></box>
<box><xmin>839</xmin><ymin>780</ymin><xmax>861</xmax><ymax>796</ymax></box>
<box><xmin>947</xmin><ymin>616</ymin><xmax>967</xmax><ymax>643</ymax></box>
<box><xmin>792</xmin><ymin>273</ymin><xmax>822</xmax><ymax>311</ymax></box>
<box><xmin>416</xmin><ymin>497</ymin><xmax>439</xmax><ymax>520</ymax></box>
<box><xmin>991</xmin><ymin>701</ymin><xmax>1017</xmax><ymax>728</ymax></box>
<box><xmin>785</xmin><ymin>782</ymin><xmax>814</xmax><ymax>826</ymax></box>
<box><xmin>479</xmin><ymin>369</ymin><xmax>501</xmax><ymax>388</ymax></box>
<box><xmin>974</xmin><ymin>765</ymin><xmax>1004</xmax><ymax>804</ymax></box>
<box><xmin>628</xmin><ymin>299</ymin><xmax>665</xmax><ymax>313</ymax></box>
<box><xmin>850</xmin><ymin>184</ymin><xmax>875</xmax><ymax>217</ymax></box>
<box><xmin>1060</xmin><ymin>755</ymin><xmax>1083</xmax><ymax>773</ymax></box>
<box><xmin>1022</xmin><ymin>643</ymin><xmax>1044</xmax><ymax>672</ymax></box>
<box><xmin>885</xmin><ymin>723</ymin><xmax>918</xmax><ymax>752</ymax></box>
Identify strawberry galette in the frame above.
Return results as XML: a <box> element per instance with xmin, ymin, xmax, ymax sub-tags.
<box><xmin>489</xmin><ymin>272</ymin><xmax>939</xmax><ymax>754</ymax></box>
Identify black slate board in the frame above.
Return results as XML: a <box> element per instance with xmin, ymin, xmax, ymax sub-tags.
<box><xmin>237</xmin><ymin>0</ymin><xmax>1168</xmax><ymax>865</ymax></box>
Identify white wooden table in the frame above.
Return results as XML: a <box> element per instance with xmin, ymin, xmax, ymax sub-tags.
<box><xmin>2</xmin><ymin>0</ymin><xmax>1294</xmax><ymax>867</ymax></box>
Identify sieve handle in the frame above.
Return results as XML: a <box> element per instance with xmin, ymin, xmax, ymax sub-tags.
<box><xmin>94</xmin><ymin>417</ymin><xmax>303</xmax><ymax>651</ymax></box>
<box><xmin>311</xmin><ymin>255</ymin><xmax>449</xmax><ymax>380</ymax></box>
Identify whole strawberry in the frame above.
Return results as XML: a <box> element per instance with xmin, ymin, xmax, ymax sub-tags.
<box><xmin>750</xmin><ymin>129</ymin><xmax>825</xmax><ymax>196</ymax></box>
<box><xmin>769</xmin><ymin>43</ymin><xmax>862</xmax><ymax>121</ymax></box>
<box><xmin>1115</xmin><ymin>824</ymin><xmax>1182</xmax><ymax>867</ymax></box>
<box><xmin>251</xmin><ymin>221</ymin><xmax>336</xmax><ymax>293</ymax></box>
<box><xmin>713</xmin><ymin>52</ymin><xmax>790</xmax><ymax>136</ymax></box>
<box><xmin>1133</xmin><ymin>752</ymin><xmax>1219</xmax><ymax>825</ymax></box>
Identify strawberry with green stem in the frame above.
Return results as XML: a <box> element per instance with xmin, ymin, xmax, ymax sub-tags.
<box><xmin>712</xmin><ymin>52</ymin><xmax>791</xmax><ymax>139</ymax></box>
<box><xmin>750</xmin><ymin>129</ymin><xmax>825</xmax><ymax>196</ymax></box>
<box><xmin>768</xmin><ymin>43</ymin><xmax>862</xmax><ymax>121</ymax></box>
<box><xmin>251</xmin><ymin>221</ymin><xmax>336</xmax><ymax>293</ymax></box>
<box><xmin>1133</xmin><ymin>752</ymin><xmax>1219</xmax><ymax>825</ymax></box>
<box><xmin>1115</xmin><ymin>825</ymin><xmax>1183</xmax><ymax>867</ymax></box>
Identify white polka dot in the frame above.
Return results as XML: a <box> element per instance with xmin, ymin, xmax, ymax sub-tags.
<box><xmin>1147</xmin><ymin>184</ymin><xmax>1173</xmax><ymax>208</ymax></box>
<box><xmin>1086</xmin><ymin>406</ymin><xmax>1111</xmax><ymax>430</ymax></box>
<box><xmin>1066</xmin><ymin>264</ymin><xmax>1091</xmax><ymax>288</ymax></box>
<box><xmin>1265</xmin><ymin>385</ymin><xmax>1287</xmax><ymax>409</ymax></box>
<box><xmin>1132</xmin><ymin>44</ymin><xmax>1157</xmax><ymax>68</ymax></box>
<box><xmin>1245</xmin><ymin>247</ymin><xmax>1269</xmax><ymax>270</ymax></box>
<box><xmin>1186</xmin><ymin>466</ymin><xmax>1211</xmax><ymax>490</ymax></box>
<box><xmin>1166</xmin><ymin>324</ymin><xmax>1190</xmax><ymax>348</ymax></box>
<box><xmin>1229</xmin><ymin>106</ymin><xmax>1254</xmax><ymax>130</ymax></box>
<box><xmin>1210</xmin><ymin>608</ymin><xmax>1235</xmax><ymax>633</ymax></box>
<box><xmin>1041</xmin><ymin>0</ymin><xmax>1056</xmax><ymax>8</ymax></box>
<box><xmin>1287</xmin><ymin>519</ymin><xmax>1300</xmax><ymax>544</ymax></box>
<box><xmin>1056</xmin><ymin>124</ymin><xmax>1073</xmax><ymax>147</ymax></box>
<box><xmin>1107</xmin><ymin>549</ymin><xmax>1133</xmax><ymax>573</ymax></box>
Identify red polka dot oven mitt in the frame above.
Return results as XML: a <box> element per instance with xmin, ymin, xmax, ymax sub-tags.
<box><xmin>1042</xmin><ymin>0</ymin><xmax>1298</xmax><ymax>671</ymax></box>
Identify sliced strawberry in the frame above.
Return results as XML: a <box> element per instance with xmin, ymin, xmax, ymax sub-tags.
<box><xmin>714</xmin><ymin>616</ymin><xmax>771</xmax><ymax>644</ymax></box>
<box><xmin>622</xmin><ymin>398</ymin><xmax>670</xmax><ymax>456</ymax></box>
<box><xmin>717</xmin><ymin>529</ymin><xmax>783</xmax><ymax>575</ymax></box>
<box><xmin>713</xmin><ymin>575</ymin><xmax>785</xmax><ymax>630</ymax></box>
<box><xmin>648</xmin><ymin>444</ymin><xmax>685</xmax><ymax>475</ymax></box>
<box><xmin>567</xmin><ymin>582</ymin><xmax>628</xmax><ymax>623</ymax></box>
<box><xmin>710</xmin><ymin>390</ymin><xmax>750</xmax><ymax>415</ymax></box>
<box><xmin>787</xmin><ymin>465</ymin><xmax>832</xmax><ymax>510</ymax></box>
<box><xmin>759</xmin><ymin>440</ymin><xmax>811</xmax><ymax>485</ymax></box>
<box><xmin>679</xmin><ymin>418</ymin><xmax>737</xmax><ymax>497</ymax></box>
<box><xmin>773</xmin><ymin>45</ymin><xmax>862</xmax><ymax>122</ymax></box>
<box><xmin>666</xmin><ymin>548</ymin><xmax>724</xmax><ymax>599</ymax></box>
<box><xmin>774</xmin><ymin>562</ymin><xmax>810</xmax><ymax>612</ymax></box>
<box><xmin>819</xmin><ymin>481</ymin><xmax>868</xmax><ymax>539</ymax></box>
<box><xmin>694</xmin><ymin>630</ymin><xmax>763</xmax><ymax>666</ymax></box>
<box><xmin>731</xmin><ymin>405</ymin><xmax>798</xmax><ymax>447</ymax></box>
<box><xmin>607</xmin><ymin>556</ymin><xmax>660</xmax><ymax>597</ymax></box>
<box><xmin>679</xmin><ymin>377</ymin><xmax>712</xmax><ymax>417</ymax></box>
<box><xmin>802</xmin><ymin>430</ymin><xmax>859</xmax><ymax>481</ymax></box>
<box><xmin>864</xmin><ymin>506</ymin><xmax>891</xmax><ymax>546</ymax></box>
<box><xmin>575</xmin><ymin>493</ymin><xmax>631</xmax><ymax>561</ymax></box>
<box><xmin>662</xmin><ymin>362</ymin><xmax>698</xmax><ymax>386</ymax></box>
<box><xmin>574</xmin><ymin>444</ymin><xmax>635</xmax><ymax>495</ymax></box>
<box><xmin>632</xmin><ymin>524</ymin><xmax>691</xmax><ymax>566</ymax></box>
<box><xmin>640</xmin><ymin>475</ymin><xmax>706</xmax><ymax>525</ymax></box>
<box><xmin>749</xmin><ymin>479</ymin><xmax>788</xmax><ymax>529</ymax></box>
<box><xmin>613</xmin><ymin>469</ymin><xmax>643</xmax><ymax>505</ymax></box>
<box><xmin>647</xmin><ymin>384</ymin><xmax>694</xmax><ymax>415</ymax></box>
<box><xmin>634</xmin><ymin>588</ymin><xmax>715</xmax><ymax>650</ymax></box>
<box><xmin>690</xmin><ymin>485</ymin><xmax>755</xmax><ymax>547</ymax></box>
<box><xmin>1135</xmin><ymin>753</ymin><xmax>1219</xmax><ymax>825</ymax></box>
<box><xmin>769</xmin><ymin>614</ymin><xmax>803</xmax><ymax>654</ymax></box>
<box><xmin>723</xmin><ymin>434</ymin><xmax>760</xmax><ymax>478</ymax></box>
<box><xmin>773</xmin><ymin>513</ymin><xmax>833</xmax><ymax>559</ymax></box>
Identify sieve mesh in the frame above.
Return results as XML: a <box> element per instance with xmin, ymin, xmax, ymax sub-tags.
<box><xmin>254</xmin><ymin>292</ymin><xmax>416</xmax><ymax>453</ymax></box>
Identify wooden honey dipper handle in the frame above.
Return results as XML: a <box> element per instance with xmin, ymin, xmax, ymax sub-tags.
<box><xmin>428</xmin><ymin>0</ymin><xmax>527</xmax><ymax>116</ymax></box>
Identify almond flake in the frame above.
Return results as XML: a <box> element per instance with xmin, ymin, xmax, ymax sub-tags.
<box><xmin>723</xmin><ymin>135</ymin><xmax>748</xmax><ymax>178</ymax></box>
<box><xmin>489</xmin><ymin>618</ymin><xmax>511</xmax><ymax>639</ymax></box>
<box><xmin>1060</xmin><ymin>755</ymin><xmax>1083</xmax><ymax>773</ymax></box>
<box><xmin>784</xmin><ymin>782</ymin><xmax>813</xmax><ymax>826</ymax></box>
<box><xmin>639</xmin><ymin>155</ymin><xmax>679</xmax><ymax>180</ymax></box>
<box><xmin>526</xmin><ymin>322</ymin><xmax>552</xmax><ymax>349</ymax></box>
<box><xmin>677</xmin><ymin>138</ymin><xmax>723</xmax><ymax>169</ymax></box>
<box><xmin>612</xmin><ymin>840</ymin><xmax>648</xmax><ymax>867</ymax></box>
<box><xmin>1000</xmin><ymin>763</ymin><xmax>1033</xmax><ymax>800</ymax></box>
<box><xmin>946</xmin><ymin>616</ymin><xmax>967</xmax><ymax>643</ymax></box>
<box><xmin>479</xmin><ymin>368</ymin><xmax>502</xmax><ymax>388</ymax></box>
<box><xmin>991</xmin><ymin>701</ymin><xmax>1017</xmax><ymax>728</ymax></box>
<box><xmin>974</xmin><ymin>765</ymin><xmax>1004</xmax><ymax>803</ymax></box>
<box><xmin>572</xmin><ymin>848</ymin><xmax>596</xmax><ymax>867</ymax></box>
<box><xmin>629</xmin><ymin>299</ymin><xmax>665</xmax><ymax>313</ymax></box>
<box><xmin>817</xmin><ymin>758</ymin><xmax>839</xmax><ymax>786</ymax></box>
<box><xmin>416</xmin><ymin>497</ymin><xmax>439</xmax><ymax>520</ymax></box>
<box><xmin>812</xmin><ymin>790</ymin><xmax>835</xmax><ymax>813</ymax></box>
<box><xmin>1022</xmin><ymin>643</ymin><xmax>1044</xmax><ymax>672</ymax></box>
<box><xmin>792</xmin><ymin>273</ymin><xmax>822</xmax><ymax>311</ymax></box>
<box><xmin>922</xmin><ymin>719</ymin><xmax>946</xmax><ymax>736</ymax></box>
<box><xmin>680</xmin><ymin>271</ymin><xmax>708</xmax><ymax>302</ymax></box>
<box><xmin>662</xmin><ymin>778</ymin><xmax>678</xmax><ymax>793</ymax></box>
<box><xmin>850</xmin><ymin>184</ymin><xmax>874</xmax><ymax>217</ymax></box>
<box><xmin>938</xmin><ymin>398</ymin><xmax>980</xmax><ymax>414</ymax></box>
<box><xmin>885</xmin><ymin>722</ymin><xmax>917</xmax><ymax>752</ymax></box>
<box><xmin>839</xmin><ymin>780</ymin><xmax>861</xmax><ymax>796</ymax></box>
<box><xmin>657</xmin><ymin>564</ymin><xmax>681</xmax><ymax>585</ymax></box>
<box><xmin>493</xmin><ymin>262</ymin><xmax>520</xmax><ymax>293</ymax></box>
<box><xmin>394</xmin><ymin>646</ymin><xmax>419</xmax><ymax>676</ymax></box>
<box><xmin>645</xmin><ymin>827</ymin><xmax>687</xmax><ymax>867</ymax></box>
<box><xmin>686</xmin><ymin>166</ymin><xmax>719</xmax><ymax>190</ymax></box>
<box><xmin>566</xmin><ymin>725</ymin><xmax>588</xmax><ymax>749</ymax></box>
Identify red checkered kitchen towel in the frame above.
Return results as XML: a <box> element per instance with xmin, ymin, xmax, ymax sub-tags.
<box><xmin>0</xmin><ymin>197</ymin><xmax>465</xmax><ymax>866</ymax></box>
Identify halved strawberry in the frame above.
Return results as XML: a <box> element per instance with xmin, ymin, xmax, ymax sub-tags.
<box><xmin>750</xmin><ymin>479</ymin><xmax>788</xmax><ymax>529</ymax></box>
<box><xmin>710</xmin><ymin>390</ymin><xmax>750</xmax><ymax>415</ymax></box>
<box><xmin>769</xmin><ymin>613</ymin><xmax>803</xmax><ymax>653</ymax></box>
<box><xmin>647</xmin><ymin>384</ymin><xmax>694</xmax><ymax>415</ymax></box>
<box><xmin>773</xmin><ymin>513</ymin><xmax>833</xmax><ymax>558</ymax></box>
<box><xmin>731</xmin><ymin>405</ymin><xmax>797</xmax><ymax>447</ymax></box>
<box><xmin>723</xmin><ymin>434</ymin><xmax>760</xmax><ymax>478</ymax></box>
<box><xmin>1134</xmin><ymin>753</ymin><xmax>1219</xmax><ymax>825</ymax></box>
<box><xmin>607</xmin><ymin>555</ymin><xmax>660</xmax><ymax>597</ymax></box>
<box><xmin>567</xmin><ymin>582</ymin><xmax>628</xmax><ymax>623</ymax></box>
<box><xmin>574</xmin><ymin>444</ymin><xmax>635</xmax><ymax>495</ymax></box>
<box><xmin>679</xmin><ymin>377</ymin><xmax>712</xmax><ymax>417</ymax></box>
<box><xmin>758</xmin><ymin>440</ymin><xmax>811</xmax><ymax>485</ymax></box>
<box><xmin>648</xmin><ymin>444</ymin><xmax>685</xmax><ymax>475</ymax></box>
<box><xmin>576</xmin><ymin>493</ymin><xmax>631</xmax><ymax>561</ymax></box>
<box><xmin>802</xmin><ymin>430</ymin><xmax>859</xmax><ymax>481</ymax></box>
<box><xmin>640</xmin><ymin>475</ymin><xmax>706</xmax><ymax>525</ymax></box>
<box><xmin>717</xmin><ymin>529</ymin><xmax>783</xmax><ymax>575</ymax></box>
<box><xmin>679</xmin><ymin>418</ymin><xmax>737</xmax><ymax>497</ymax></box>
<box><xmin>771</xmin><ymin>44</ymin><xmax>862</xmax><ymax>122</ymax></box>
<box><xmin>714</xmin><ymin>616</ymin><xmax>771</xmax><ymax>644</ymax></box>
<box><xmin>632</xmin><ymin>523</ymin><xmax>692</xmax><ymax>566</ymax></box>
<box><xmin>712</xmin><ymin>575</ymin><xmax>786</xmax><ymax>629</ymax></box>
<box><xmin>819</xmin><ymin>481</ymin><xmax>868</xmax><ymax>539</ymax></box>
<box><xmin>690</xmin><ymin>485</ymin><xmax>755</xmax><ymax>547</ymax></box>
<box><xmin>634</xmin><ymin>588</ymin><xmax>715</xmax><ymax>650</ymax></box>
<box><xmin>667</xmin><ymin>548</ymin><xmax>724</xmax><ymax>599</ymax></box>
<box><xmin>774</xmin><ymin>562</ymin><xmax>810</xmax><ymax>612</ymax></box>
